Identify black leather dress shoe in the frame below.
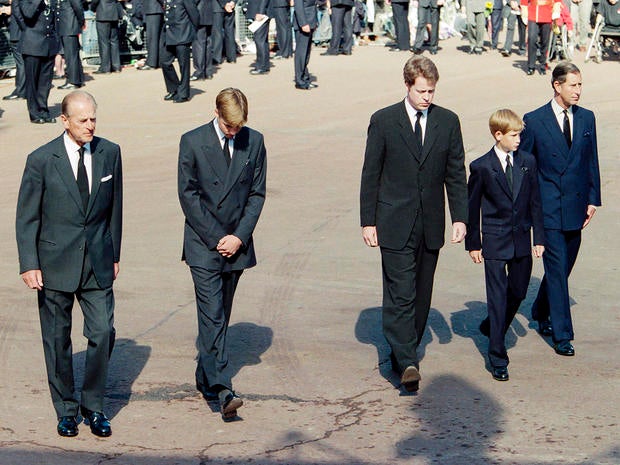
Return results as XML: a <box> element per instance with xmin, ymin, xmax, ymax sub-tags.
<box><xmin>44</xmin><ymin>117</ymin><xmax>57</xmax><ymax>124</ymax></box>
<box><xmin>401</xmin><ymin>365</ymin><xmax>421</xmax><ymax>392</ymax></box>
<box><xmin>501</xmin><ymin>49</ymin><xmax>511</xmax><ymax>57</ymax></box>
<box><xmin>249</xmin><ymin>69</ymin><xmax>269</xmax><ymax>75</ymax></box>
<box><xmin>164</xmin><ymin>92</ymin><xmax>176</xmax><ymax>101</ymax></box>
<box><xmin>190</xmin><ymin>74</ymin><xmax>204</xmax><ymax>81</ymax></box>
<box><xmin>308</xmin><ymin>82</ymin><xmax>319</xmax><ymax>89</ymax></box>
<box><xmin>220</xmin><ymin>391</ymin><xmax>243</xmax><ymax>420</ymax></box>
<box><xmin>526</xmin><ymin>68</ymin><xmax>535</xmax><ymax>76</ymax></box>
<box><xmin>81</xmin><ymin>407</ymin><xmax>112</xmax><ymax>437</ymax></box>
<box><xmin>31</xmin><ymin>118</ymin><xmax>46</xmax><ymax>124</ymax></box>
<box><xmin>3</xmin><ymin>93</ymin><xmax>23</xmax><ymax>100</ymax></box>
<box><xmin>538</xmin><ymin>320</ymin><xmax>553</xmax><ymax>336</ymax></box>
<box><xmin>57</xmin><ymin>416</ymin><xmax>79</xmax><ymax>437</ymax></box>
<box><xmin>58</xmin><ymin>83</ymin><xmax>81</xmax><ymax>90</ymax></box>
<box><xmin>295</xmin><ymin>83</ymin><xmax>310</xmax><ymax>90</ymax></box>
<box><xmin>491</xmin><ymin>366</ymin><xmax>509</xmax><ymax>381</ymax></box>
<box><xmin>411</xmin><ymin>48</ymin><xmax>423</xmax><ymax>54</ymax></box>
<box><xmin>538</xmin><ymin>67</ymin><xmax>546</xmax><ymax>75</ymax></box>
<box><xmin>321</xmin><ymin>50</ymin><xmax>339</xmax><ymax>56</ymax></box>
<box><xmin>137</xmin><ymin>64</ymin><xmax>154</xmax><ymax>70</ymax></box>
<box><xmin>93</xmin><ymin>69</ymin><xmax>110</xmax><ymax>74</ymax></box>
<box><xmin>554</xmin><ymin>341</ymin><xmax>575</xmax><ymax>356</ymax></box>
<box><xmin>173</xmin><ymin>97</ymin><xmax>189</xmax><ymax>103</ymax></box>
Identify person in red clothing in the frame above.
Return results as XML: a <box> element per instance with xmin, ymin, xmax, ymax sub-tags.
<box><xmin>520</xmin><ymin>0</ymin><xmax>562</xmax><ymax>74</ymax></box>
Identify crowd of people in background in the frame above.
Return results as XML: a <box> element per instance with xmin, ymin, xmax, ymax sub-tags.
<box><xmin>0</xmin><ymin>0</ymin><xmax>618</xmax><ymax>117</ymax></box>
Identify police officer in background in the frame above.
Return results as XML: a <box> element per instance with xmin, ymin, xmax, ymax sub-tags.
<box><xmin>190</xmin><ymin>0</ymin><xmax>214</xmax><ymax>80</ymax></box>
<box><xmin>2</xmin><ymin>0</ymin><xmax>27</xmax><ymax>101</ymax></box>
<box><xmin>90</xmin><ymin>0</ymin><xmax>122</xmax><ymax>73</ymax></box>
<box><xmin>138</xmin><ymin>0</ymin><xmax>164</xmax><ymax>70</ymax></box>
<box><xmin>56</xmin><ymin>0</ymin><xmax>85</xmax><ymax>89</ymax></box>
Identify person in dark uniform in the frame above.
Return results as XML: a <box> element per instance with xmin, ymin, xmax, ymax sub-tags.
<box><xmin>322</xmin><ymin>0</ymin><xmax>354</xmax><ymax>55</ymax></box>
<box><xmin>19</xmin><ymin>0</ymin><xmax>60</xmax><ymax>123</ymax></box>
<box><xmin>247</xmin><ymin>0</ymin><xmax>272</xmax><ymax>74</ymax></box>
<box><xmin>293</xmin><ymin>0</ymin><xmax>317</xmax><ymax>89</ymax></box>
<box><xmin>271</xmin><ymin>0</ymin><xmax>291</xmax><ymax>59</ymax></box>
<box><xmin>389</xmin><ymin>0</ymin><xmax>411</xmax><ymax>51</ymax></box>
<box><xmin>190</xmin><ymin>0</ymin><xmax>214</xmax><ymax>80</ymax></box>
<box><xmin>160</xmin><ymin>0</ymin><xmax>199</xmax><ymax>103</ymax></box>
<box><xmin>2</xmin><ymin>0</ymin><xmax>27</xmax><ymax>100</ymax></box>
<box><xmin>138</xmin><ymin>0</ymin><xmax>163</xmax><ymax>70</ymax></box>
<box><xmin>211</xmin><ymin>0</ymin><xmax>235</xmax><ymax>64</ymax></box>
<box><xmin>56</xmin><ymin>0</ymin><xmax>84</xmax><ymax>89</ymax></box>
<box><xmin>90</xmin><ymin>0</ymin><xmax>122</xmax><ymax>73</ymax></box>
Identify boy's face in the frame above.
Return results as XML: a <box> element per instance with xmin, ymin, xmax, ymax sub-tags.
<box><xmin>495</xmin><ymin>130</ymin><xmax>521</xmax><ymax>153</ymax></box>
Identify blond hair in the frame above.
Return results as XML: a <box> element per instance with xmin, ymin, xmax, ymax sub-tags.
<box><xmin>489</xmin><ymin>109</ymin><xmax>524</xmax><ymax>135</ymax></box>
<box><xmin>215</xmin><ymin>88</ymin><xmax>248</xmax><ymax>127</ymax></box>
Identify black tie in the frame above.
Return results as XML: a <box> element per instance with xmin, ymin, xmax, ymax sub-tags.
<box><xmin>505</xmin><ymin>154</ymin><xmax>513</xmax><ymax>194</ymax></box>
<box><xmin>222</xmin><ymin>137</ymin><xmax>231</xmax><ymax>167</ymax></box>
<box><xmin>76</xmin><ymin>146</ymin><xmax>89</xmax><ymax>210</ymax></box>
<box><xmin>414</xmin><ymin>111</ymin><xmax>423</xmax><ymax>149</ymax></box>
<box><xmin>563</xmin><ymin>109</ymin><xmax>571</xmax><ymax>148</ymax></box>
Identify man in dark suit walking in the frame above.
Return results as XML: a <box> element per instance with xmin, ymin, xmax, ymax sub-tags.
<box><xmin>159</xmin><ymin>0</ymin><xmax>199</xmax><ymax>103</ymax></box>
<box><xmin>56</xmin><ymin>0</ymin><xmax>85</xmax><ymax>89</ymax></box>
<box><xmin>137</xmin><ymin>0</ymin><xmax>164</xmax><ymax>70</ymax></box>
<box><xmin>178</xmin><ymin>88</ymin><xmax>266</xmax><ymax>420</ymax></box>
<box><xmin>520</xmin><ymin>62</ymin><xmax>602</xmax><ymax>356</ymax></box>
<box><xmin>360</xmin><ymin>56</ymin><xmax>467</xmax><ymax>392</ymax></box>
<box><xmin>19</xmin><ymin>0</ymin><xmax>60</xmax><ymax>123</ymax></box>
<box><xmin>16</xmin><ymin>90</ymin><xmax>123</xmax><ymax>437</ymax></box>
<box><xmin>90</xmin><ymin>0</ymin><xmax>122</xmax><ymax>73</ymax></box>
<box><xmin>293</xmin><ymin>0</ymin><xmax>317</xmax><ymax>89</ymax></box>
<box><xmin>2</xmin><ymin>0</ymin><xmax>27</xmax><ymax>101</ymax></box>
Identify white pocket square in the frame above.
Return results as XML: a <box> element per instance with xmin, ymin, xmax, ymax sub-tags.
<box><xmin>101</xmin><ymin>174</ymin><xmax>112</xmax><ymax>182</ymax></box>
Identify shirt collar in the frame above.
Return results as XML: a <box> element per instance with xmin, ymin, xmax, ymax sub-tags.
<box><xmin>404</xmin><ymin>97</ymin><xmax>428</xmax><ymax>119</ymax></box>
<box><xmin>551</xmin><ymin>98</ymin><xmax>572</xmax><ymax>117</ymax></box>
<box><xmin>63</xmin><ymin>132</ymin><xmax>90</xmax><ymax>155</ymax></box>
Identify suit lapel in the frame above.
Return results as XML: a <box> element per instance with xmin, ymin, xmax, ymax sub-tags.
<box><xmin>51</xmin><ymin>136</ymin><xmax>84</xmax><ymax>213</ymax></box>
<box><xmin>489</xmin><ymin>150</ymin><xmax>512</xmax><ymax>199</ymax></box>
<box><xmin>201</xmin><ymin>122</ymin><xmax>229</xmax><ymax>182</ymax></box>
<box><xmin>571</xmin><ymin>105</ymin><xmax>584</xmax><ymax>155</ymax></box>
<box><xmin>87</xmin><ymin>137</ymin><xmax>105</xmax><ymax>216</ymax></box>
<box><xmin>541</xmin><ymin>102</ymin><xmax>570</xmax><ymax>156</ymax></box>
<box><xmin>419</xmin><ymin>105</ymin><xmax>438</xmax><ymax>166</ymax></box>
<box><xmin>396</xmin><ymin>102</ymin><xmax>420</xmax><ymax>161</ymax></box>
<box><xmin>223</xmin><ymin>127</ymin><xmax>251</xmax><ymax>194</ymax></box>
<box><xmin>512</xmin><ymin>150</ymin><xmax>525</xmax><ymax>200</ymax></box>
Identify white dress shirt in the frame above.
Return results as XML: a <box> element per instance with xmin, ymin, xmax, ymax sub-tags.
<box><xmin>404</xmin><ymin>97</ymin><xmax>428</xmax><ymax>143</ymax></box>
<box><xmin>213</xmin><ymin>118</ymin><xmax>235</xmax><ymax>158</ymax></box>
<box><xmin>493</xmin><ymin>145</ymin><xmax>513</xmax><ymax>173</ymax></box>
<box><xmin>63</xmin><ymin>132</ymin><xmax>92</xmax><ymax>193</ymax></box>
<box><xmin>551</xmin><ymin>98</ymin><xmax>573</xmax><ymax>140</ymax></box>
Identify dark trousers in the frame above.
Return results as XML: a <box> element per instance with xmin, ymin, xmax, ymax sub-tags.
<box><xmin>253</xmin><ymin>19</ymin><xmax>271</xmax><ymax>71</ymax></box>
<box><xmin>503</xmin><ymin>8</ymin><xmax>526</xmax><ymax>52</ymax></box>
<box><xmin>392</xmin><ymin>2</ymin><xmax>410</xmax><ymax>50</ymax></box>
<box><xmin>190</xmin><ymin>266</ymin><xmax>242</xmax><ymax>392</ymax></box>
<box><xmin>491</xmin><ymin>7</ymin><xmax>503</xmax><ymax>47</ymax></box>
<box><xmin>414</xmin><ymin>5</ymin><xmax>439</xmax><ymax>49</ymax></box>
<box><xmin>37</xmin><ymin>253</ymin><xmax>115</xmax><ymax>418</ymax></box>
<box><xmin>327</xmin><ymin>5</ymin><xmax>353</xmax><ymax>54</ymax></box>
<box><xmin>23</xmin><ymin>54</ymin><xmax>54</xmax><ymax>121</ymax></box>
<box><xmin>273</xmin><ymin>6</ymin><xmax>293</xmax><ymax>57</ymax></box>
<box><xmin>380</xmin><ymin>221</ymin><xmax>439</xmax><ymax>371</ymax></box>
<box><xmin>482</xmin><ymin>255</ymin><xmax>532</xmax><ymax>368</ymax></box>
<box><xmin>145</xmin><ymin>13</ymin><xmax>163</xmax><ymax>68</ymax></box>
<box><xmin>527</xmin><ymin>21</ymin><xmax>551</xmax><ymax>69</ymax></box>
<box><xmin>192</xmin><ymin>25</ymin><xmax>214</xmax><ymax>78</ymax></box>
<box><xmin>294</xmin><ymin>27</ymin><xmax>313</xmax><ymax>86</ymax></box>
<box><xmin>61</xmin><ymin>35</ymin><xmax>84</xmax><ymax>86</ymax></box>
<box><xmin>96</xmin><ymin>20</ymin><xmax>121</xmax><ymax>72</ymax></box>
<box><xmin>8</xmin><ymin>40</ymin><xmax>26</xmax><ymax>98</ymax></box>
<box><xmin>532</xmin><ymin>229</ymin><xmax>581</xmax><ymax>343</ymax></box>
<box><xmin>212</xmin><ymin>11</ymin><xmax>236</xmax><ymax>64</ymax></box>
<box><xmin>160</xmin><ymin>42</ymin><xmax>191</xmax><ymax>100</ymax></box>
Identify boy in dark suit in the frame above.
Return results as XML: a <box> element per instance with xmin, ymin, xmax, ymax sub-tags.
<box><xmin>466</xmin><ymin>109</ymin><xmax>545</xmax><ymax>382</ymax></box>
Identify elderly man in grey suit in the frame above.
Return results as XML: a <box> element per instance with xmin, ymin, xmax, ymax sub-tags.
<box><xmin>178</xmin><ymin>88</ymin><xmax>267</xmax><ymax>421</ymax></box>
<box><xmin>16</xmin><ymin>90</ymin><xmax>123</xmax><ymax>438</ymax></box>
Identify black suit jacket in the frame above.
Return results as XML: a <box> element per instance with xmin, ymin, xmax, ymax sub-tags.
<box><xmin>293</xmin><ymin>0</ymin><xmax>317</xmax><ymax>28</ymax></box>
<box><xmin>16</xmin><ymin>135</ymin><xmax>123</xmax><ymax>292</ymax></box>
<box><xmin>56</xmin><ymin>0</ymin><xmax>84</xmax><ymax>36</ymax></box>
<box><xmin>90</xmin><ymin>0</ymin><xmax>122</xmax><ymax>21</ymax></box>
<box><xmin>360</xmin><ymin>101</ymin><xmax>468</xmax><ymax>250</ymax></box>
<box><xmin>144</xmin><ymin>0</ymin><xmax>164</xmax><ymax>14</ymax></box>
<box><xmin>162</xmin><ymin>0</ymin><xmax>199</xmax><ymax>45</ymax></box>
<box><xmin>465</xmin><ymin>148</ymin><xmax>544</xmax><ymax>259</ymax></box>
<box><xmin>178</xmin><ymin>120</ymin><xmax>267</xmax><ymax>272</ymax></box>
<box><xmin>195</xmin><ymin>0</ymin><xmax>212</xmax><ymax>25</ymax></box>
<box><xmin>8</xmin><ymin>0</ymin><xmax>26</xmax><ymax>41</ymax></box>
<box><xmin>19</xmin><ymin>0</ymin><xmax>60</xmax><ymax>56</ymax></box>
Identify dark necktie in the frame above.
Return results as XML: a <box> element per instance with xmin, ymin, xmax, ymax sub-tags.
<box><xmin>563</xmin><ymin>109</ymin><xmax>572</xmax><ymax>148</ymax></box>
<box><xmin>222</xmin><ymin>137</ymin><xmax>231</xmax><ymax>167</ymax></box>
<box><xmin>414</xmin><ymin>111</ymin><xmax>423</xmax><ymax>149</ymax></box>
<box><xmin>76</xmin><ymin>146</ymin><xmax>89</xmax><ymax>210</ymax></box>
<box><xmin>505</xmin><ymin>154</ymin><xmax>513</xmax><ymax>194</ymax></box>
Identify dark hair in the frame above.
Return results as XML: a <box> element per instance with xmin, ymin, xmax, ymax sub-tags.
<box><xmin>551</xmin><ymin>61</ymin><xmax>581</xmax><ymax>87</ymax></box>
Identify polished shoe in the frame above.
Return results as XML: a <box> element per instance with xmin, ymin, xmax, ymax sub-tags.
<box><xmin>537</xmin><ymin>320</ymin><xmax>553</xmax><ymax>336</ymax></box>
<box><xmin>44</xmin><ymin>117</ymin><xmax>57</xmax><ymax>124</ymax></box>
<box><xmin>190</xmin><ymin>74</ymin><xmax>205</xmax><ymax>81</ymax></box>
<box><xmin>295</xmin><ymin>83</ymin><xmax>310</xmax><ymax>90</ymax></box>
<box><xmin>429</xmin><ymin>48</ymin><xmax>438</xmax><ymax>55</ymax></box>
<box><xmin>339</xmin><ymin>50</ymin><xmax>351</xmax><ymax>55</ymax></box>
<box><xmin>58</xmin><ymin>83</ymin><xmax>81</xmax><ymax>90</ymax></box>
<box><xmin>137</xmin><ymin>64</ymin><xmax>154</xmax><ymax>70</ymax></box>
<box><xmin>401</xmin><ymin>365</ymin><xmax>421</xmax><ymax>392</ymax></box>
<box><xmin>553</xmin><ymin>341</ymin><xmax>575</xmax><ymax>356</ymax></box>
<box><xmin>538</xmin><ymin>67</ymin><xmax>547</xmax><ymax>75</ymax></box>
<box><xmin>57</xmin><ymin>416</ymin><xmax>79</xmax><ymax>437</ymax></box>
<box><xmin>173</xmin><ymin>97</ymin><xmax>189</xmax><ymax>103</ymax></box>
<box><xmin>479</xmin><ymin>320</ymin><xmax>490</xmax><ymax>338</ymax></box>
<box><xmin>411</xmin><ymin>48</ymin><xmax>423</xmax><ymax>54</ymax></box>
<box><xmin>249</xmin><ymin>68</ymin><xmax>269</xmax><ymax>75</ymax></box>
<box><xmin>220</xmin><ymin>391</ymin><xmax>243</xmax><ymax>420</ymax></box>
<box><xmin>31</xmin><ymin>118</ymin><xmax>46</xmax><ymax>124</ymax></box>
<box><xmin>491</xmin><ymin>366</ymin><xmax>509</xmax><ymax>381</ymax></box>
<box><xmin>526</xmin><ymin>68</ymin><xmax>535</xmax><ymax>76</ymax></box>
<box><xmin>93</xmin><ymin>69</ymin><xmax>110</xmax><ymax>74</ymax></box>
<box><xmin>501</xmin><ymin>49</ymin><xmax>511</xmax><ymax>57</ymax></box>
<box><xmin>3</xmin><ymin>93</ymin><xmax>24</xmax><ymax>100</ymax></box>
<box><xmin>81</xmin><ymin>407</ymin><xmax>112</xmax><ymax>437</ymax></box>
<box><xmin>308</xmin><ymin>82</ymin><xmax>319</xmax><ymax>89</ymax></box>
<box><xmin>320</xmin><ymin>50</ymin><xmax>339</xmax><ymax>56</ymax></box>
<box><xmin>164</xmin><ymin>92</ymin><xmax>177</xmax><ymax>101</ymax></box>
<box><xmin>111</xmin><ymin>68</ymin><xmax>122</xmax><ymax>73</ymax></box>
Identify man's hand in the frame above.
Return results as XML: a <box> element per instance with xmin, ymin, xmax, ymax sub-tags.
<box><xmin>255</xmin><ymin>13</ymin><xmax>266</xmax><ymax>21</ymax></box>
<box><xmin>469</xmin><ymin>250</ymin><xmax>482</xmax><ymax>263</ymax></box>
<box><xmin>533</xmin><ymin>245</ymin><xmax>545</xmax><ymax>258</ymax></box>
<box><xmin>451</xmin><ymin>222</ymin><xmax>467</xmax><ymax>243</ymax></box>
<box><xmin>114</xmin><ymin>262</ymin><xmax>120</xmax><ymax>279</ymax></box>
<box><xmin>301</xmin><ymin>24</ymin><xmax>310</xmax><ymax>33</ymax></box>
<box><xmin>22</xmin><ymin>269</ymin><xmax>43</xmax><ymax>290</ymax></box>
<box><xmin>217</xmin><ymin>235</ymin><xmax>243</xmax><ymax>257</ymax></box>
<box><xmin>582</xmin><ymin>205</ymin><xmax>596</xmax><ymax>228</ymax></box>
<box><xmin>224</xmin><ymin>1</ymin><xmax>235</xmax><ymax>13</ymax></box>
<box><xmin>362</xmin><ymin>226</ymin><xmax>378</xmax><ymax>247</ymax></box>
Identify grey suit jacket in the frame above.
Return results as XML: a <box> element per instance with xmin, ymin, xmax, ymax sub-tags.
<box><xmin>178</xmin><ymin>120</ymin><xmax>267</xmax><ymax>272</ymax></box>
<box><xmin>360</xmin><ymin>101</ymin><xmax>468</xmax><ymax>250</ymax></box>
<box><xmin>16</xmin><ymin>135</ymin><xmax>123</xmax><ymax>292</ymax></box>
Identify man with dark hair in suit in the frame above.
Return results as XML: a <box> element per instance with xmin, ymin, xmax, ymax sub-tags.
<box><xmin>360</xmin><ymin>55</ymin><xmax>467</xmax><ymax>392</ymax></box>
<box><xmin>520</xmin><ymin>61</ymin><xmax>601</xmax><ymax>357</ymax></box>
<box><xmin>321</xmin><ymin>0</ymin><xmax>354</xmax><ymax>55</ymax></box>
<box><xmin>190</xmin><ymin>0</ymin><xmax>214</xmax><ymax>80</ymax></box>
<box><xmin>159</xmin><ymin>0</ymin><xmax>199</xmax><ymax>103</ymax></box>
<box><xmin>2</xmin><ymin>0</ymin><xmax>27</xmax><ymax>101</ymax></box>
<box><xmin>56</xmin><ymin>0</ymin><xmax>85</xmax><ymax>89</ymax></box>
<box><xmin>211</xmin><ymin>0</ymin><xmax>236</xmax><ymax>64</ymax></box>
<box><xmin>90</xmin><ymin>0</ymin><xmax>122</xmax><ymax>73</ymax></box>
<box><xmin>137</xmin><ymin>0</ymin><xmax>164</xmax><ymax>70</ymax></box>
<box><xmin>19</xmin><ymin>0</ymin><xmax>60</xmax><ymax>123</ymax></box>
<box><xmin>293</xmin><ymin>0</ymin><xmax>317</xmax><ymax>89</ymax></box>
<box><xmin>16</xmin><ymin>90</ymin><xmax>123</xmax><ymax>437</ymax></box>
<box><xmin>178</xmin><ymin>87</ymin><xmax>267</xmax><ymax>421</ymax></box>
